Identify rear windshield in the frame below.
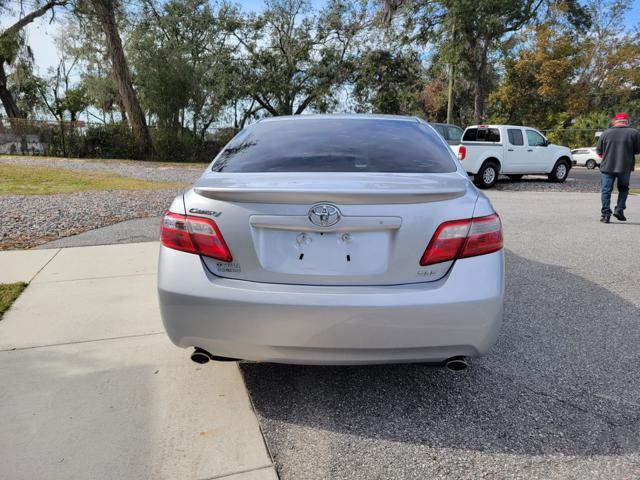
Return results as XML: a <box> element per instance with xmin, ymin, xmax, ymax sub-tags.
<box><xmin>462</xmin><ymin>127</ymin><xmax>501</xmax><ymax>143</ymax></box>
<box><xmin>211</xmin><ymin>118</ymin><xmax>456</xmax><ymax>173</ymax></box>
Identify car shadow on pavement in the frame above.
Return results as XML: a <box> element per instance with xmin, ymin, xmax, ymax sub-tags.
<box><xmin>241</xmin><ymin>250</ymin><xmax>640</xmax><ymax>459</ymax></box>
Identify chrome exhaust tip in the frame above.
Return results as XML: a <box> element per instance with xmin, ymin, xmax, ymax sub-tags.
<box><xmin>190</xmin><ymin>347</ymin><xmax>212</xmax><ymax>364</ymax></box>
<box><xmin>445</xmin><ymin>356</ymin><xmax>469</xmax><ymax>371</ymax></box>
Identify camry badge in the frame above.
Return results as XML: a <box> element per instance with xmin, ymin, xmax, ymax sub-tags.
<box><xmin>308</xmin><ymin>204</ymin><xmax>341</xmax><ymax>227</ymax></box>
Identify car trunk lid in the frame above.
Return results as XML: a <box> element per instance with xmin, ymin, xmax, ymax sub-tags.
<box><xmin>185</xmin><ymin>172</ymin><xmax>478</xmax><ymax>286</ymax></box>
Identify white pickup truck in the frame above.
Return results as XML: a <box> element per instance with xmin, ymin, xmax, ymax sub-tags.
<box><xmin>451</xmin><ymin>125</ymin><xmax>573</xmax><ymax>188</ymax></box>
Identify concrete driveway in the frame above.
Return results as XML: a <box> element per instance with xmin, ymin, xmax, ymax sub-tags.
<box><xmin>0</xmin><ymin>242</ymin><xmax>276</xmax><ymax>480</ymax></box>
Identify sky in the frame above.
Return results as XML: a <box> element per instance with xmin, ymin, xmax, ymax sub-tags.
<box><xmin>1</xmin><ymin>0</ymin><xmax>640</xmax><ymax>75</ymax></box>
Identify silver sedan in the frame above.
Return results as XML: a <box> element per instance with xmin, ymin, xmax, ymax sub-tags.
<box><xmin>158</xmin><ymin>115</ymin><xmax>504</xmax><ymax>368</ymax></box>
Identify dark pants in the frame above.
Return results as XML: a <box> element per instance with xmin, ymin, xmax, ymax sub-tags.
<box><xmin>600</xmin><ymin>172</ymin><xmax>631</xmax><ymax>215</ymax></box>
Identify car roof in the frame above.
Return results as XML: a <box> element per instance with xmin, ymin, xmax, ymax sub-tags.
<box><xmin>259</xmin><ymin>113</ymin><xmax>420</xmax><ymax>124</ymax></box>
<box><xmin>465</xmin><ymin>124</ymin><xmax>540</xmax><ymax>129</ymax></box>
<box><xmin>429</xmin><ymin>122</ymin><xmax>462</xmax><ymax>128</ymax></box>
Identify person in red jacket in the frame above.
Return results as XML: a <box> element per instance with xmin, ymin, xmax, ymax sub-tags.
<box><xmin>596</xmin><ymin>112</ymin><xmax>640</xmax><ymax>223</ymax></box>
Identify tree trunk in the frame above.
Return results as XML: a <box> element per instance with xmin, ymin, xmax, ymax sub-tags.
<box><xmin>0</xmin><ymin>63</ymin><xmax>25</xmax><ymax>118</ymax></box>
<box><xmin>0</xmin><ymin>0</ymin><xmax>66</xmax><ymax>119</ymax></box>
<box><xmin>473</xmin><ymin>73</ymin><xmax>484</xmax><ymax>124</ymax></box>
<box><xmin>91</xmin><ymin>0</ymin><xmax>154</xmax><ymax>159</ymax></box>
<box><xmin>472</xmin><ymin>45</ymin><xmax>489</xmax><ymax>124</ymax></box>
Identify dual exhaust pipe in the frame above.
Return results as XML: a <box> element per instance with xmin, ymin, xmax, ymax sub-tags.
<box><xmin>190</xmin><ymin>347</ymin><xmax>238</xmax><ymax>364</ymax></box>
<box><xmin>190</xmin><ymin>347</ymin><xmax>469</xmax><ymax>371</ymax></box>
<box><xmin>444</xmin><ymin>356</ymin><xmax>469</xmax><ymax>371</ymax></box>
<box><xmin>190</xmin><ymin>347</ymin><xmax>213</xmax><ymax>364</ymax></box>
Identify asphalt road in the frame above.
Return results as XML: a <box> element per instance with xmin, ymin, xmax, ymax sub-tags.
<box><xmin>570</xmin><ymin>166</ymin><xmax>640</xmax><ymax>188</ymax></box>
<box><xmin>241</xmin><ymin>191</ymin><xmax>640</xmax><ymax>480</ymax></box>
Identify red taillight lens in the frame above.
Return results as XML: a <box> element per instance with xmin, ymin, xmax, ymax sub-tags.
<box><xmin>420</xmin><ymin>214</ymin><xmax>502</xmax><ymax>266</ymax></box>
<box><xmin>161</xmin><ymin>212</ymin><xmax>232</xmax><ymax>262</ymax></box>
<box><xmin>420</xmin><ymin>219</ymin><xmax>471</xmax><ymax>266</ymax></box>
<box><xmin>457</xmin><ymin>145</ymin><xmax>466</xmax><ymax>161</ymax></box>
<box><xmin>460</xmin><ymin>214</ymin><xmax>503</xmax><ymax>258</ymax></box>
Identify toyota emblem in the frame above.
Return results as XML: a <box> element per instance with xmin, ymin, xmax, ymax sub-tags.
<box><xmin>308</xmin><ymin>204</ymin><xmax>341</xmax><ymax>227</ymax></box>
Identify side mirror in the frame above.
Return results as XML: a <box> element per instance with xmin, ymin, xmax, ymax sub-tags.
<box><xmin>543</xmin><ymin>139</ymin><xmax>550</xmax><ymax>147</ymax></box>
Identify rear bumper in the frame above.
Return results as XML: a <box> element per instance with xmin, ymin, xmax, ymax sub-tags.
<box><xmin>158</xmin><ymin>246</ymin><xmax>504</xmax><ymax>365</ymax></box>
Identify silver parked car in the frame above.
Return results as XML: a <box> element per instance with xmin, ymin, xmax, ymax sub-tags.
<box><xmin>158</xmin><ymin>115</ymin><xmax>504</xmax><ymax>368</ymax></box>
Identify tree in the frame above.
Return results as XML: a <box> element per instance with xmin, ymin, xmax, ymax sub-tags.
<box><xmin>575</xmin><ymin>0</ymin><xmax>640</xmax><ymax>114</ymax></box>
<box><xmin>130</xmin><ymin>0</ymin><xmax>237</xmax><ymax>140</ymax></box>
<box><xmin>353</xmin><ymin>49</ymin><xmax>426</xmax><ymax>115</ymax></box>
<box><xmin>441</xmin><ymin>0</ymin><xmax>545</xmax><ymax>123</ymax></box>
<box><xmin>0</xmin><ymin>0</ymin><xmax>67</xmax><ymax>118</ymax></box>
<box><xmin>233</xmin><ymin>0</ymin><xmax>366</xmax><ymax>116</ymax></box>
<box><xmin>487</xmin><ymin>21</ymin><xmax>582</xmax><ymax>128</ymax></box>
<box><xmin>384</xmin><ymin>0</ymin><xmax>590</xmax><ymax>123</ymax></box>
<box><xmin>86</xmin><ymin>0</ymin><xmax>154</xmax><ymax>158</ymax></box>
<box><xmin>487</xmin><ymin>0</ymin><xmax>638</xmax><ymax>129</ymax></box>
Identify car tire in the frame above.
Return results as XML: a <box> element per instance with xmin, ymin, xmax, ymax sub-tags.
<box><xmin>508</xmin><ymin>174</ymin><xmax>523</xmax><ymax>181</ymax></box>
<box><xmin>548</xmin><ymin>160</ymin><xmax>570</xmax><ymax>183</ymax></box>
<box><xmin>474</xmin><ymin>162</ymin><xmax>499</xmax><ymax>189</ymax></box>
<box><xmin>586</xmin><ymin>159</ymin><xmax>596</xmax><ymax>169</ymax></box>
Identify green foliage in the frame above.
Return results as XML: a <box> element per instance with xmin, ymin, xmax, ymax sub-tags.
<box><xmin>1</xmin><ymin>0</ymin><xmax>639</xmax><ymax>161</ymax></box>
<box><xmin>486</xmin><ymin>20</ymin><xmax>582</xmax><ymax>129</ymax></box>
<box><xmin>60</xmin><ymin>85</ymin><xmax>89</xmax><ymax>121</ymax></box>
<box><xmin>129</xmin><ymin>0</ymin><xmax>237</xmax><ymax>134</ymax></box>
<box><xmin>28</xmin><ymin>122</ymin><xmax>234</xmax><ymax>162</ymax></box>
<box><xmin>235</xmin><ymin>0</ymin><xmax>365</xmax><ymax>116</ymax></box>
<box><xmin>10</xmin><ymin>62</ymin><xmax>45</xmax><ymax>117</ymax></box>
<box><xmin>354</xmin><ymin>49</ymin><xmax>426</xmax><ymax>115</ymax></box>
<box><xmin>546</xmin><ymin>112</ymin><xmax>610</xmax><ymax>148</ymax></box>
<box><xmin>0</xmin><ymin>30</ymin><xmax>20</xmax><ymax>62</ymax></box>
<box><xmin>82</xmin><ymin>75</ymin><xmax>119</xmax><ymax>117</ymax></box>
<box><xmin>487</xmin><ymin>0</ymin><xmax>640</xmax><ymax>132</ymax></box>
<box><xmin>78</xmin><ymin>124</ymin><xmax>137</xmax><ymax>159</ymax></box>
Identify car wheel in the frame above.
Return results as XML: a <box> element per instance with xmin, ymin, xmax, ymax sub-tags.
<box><xmin>474</xmin><ymin>162</ymin><xmax>499</xmax><ymax>189</ymax></box>
<box><xmin>586</xmin><ymin>159</ymin><xmax>596</xmax><ymax>169</ymax></box>
<box><xmin>508</xmin><ymin>174</ymin><xmax>523</xmax><ymax>181</ymax></box>
<box><xmin>548</xmin><ymin>160</ymin><xmax>569</xmax><ymax>183</ymax></box>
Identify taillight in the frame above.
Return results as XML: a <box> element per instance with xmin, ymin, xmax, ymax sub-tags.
<box><xmin>420</xmin><ymin>214</ymin><xmax>502</xmax><ymax>266</ymax></box>
<box><xmin>161</xmin><ymin>212</ymin><xmax>232</xmax><ymax>262</ymax></box>
<box><xmin>457</xmin><ymin>145</ymin><xmax>466</xmax><ymax>161</ymax></box>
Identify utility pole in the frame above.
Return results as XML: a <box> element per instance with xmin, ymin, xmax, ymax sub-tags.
<box><xmin>446</xmin><ymin>22</ymin><xmax>455</xmax><ymax>125</ymax></box>
<box><xmin>446</xmin><ymin>63</ymin><xmax>454</xmax><ymax>124</ymax></box>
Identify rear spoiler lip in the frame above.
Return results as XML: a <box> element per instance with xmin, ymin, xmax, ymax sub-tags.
<box><xmin>193</xmin><ymin>187</ymin><xmax>466</xmax><ymax>204</ymax></box>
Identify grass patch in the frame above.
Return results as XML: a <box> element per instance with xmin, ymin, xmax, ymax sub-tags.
<box><xmin>0</xmin><ymin>163</ymin><xmax>185</xmax><ymax>195</ymax></box>
<box><xmin>0</xmin><ymin>282</ymin><xmax>27</xmax><ymax>320</ymax></box>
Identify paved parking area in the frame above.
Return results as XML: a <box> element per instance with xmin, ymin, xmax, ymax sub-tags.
<box><xmin>0</xmin><ymin>242</ymin><xmax>276</xmax><ymax>480</ymax></box>
<box><xmin>2</xmin><ymin>190</ymin><xmax>639</xmax><ymax>479</ymax></box>
<box><xmin>570</xmin><ymin>167</ymin><xmax>640</xmax><ymax>189</ymax></box>
<box><xmin>241</xmin><ymin>192</ymin><xmax>640</xmax><ymax>479</ymax></box>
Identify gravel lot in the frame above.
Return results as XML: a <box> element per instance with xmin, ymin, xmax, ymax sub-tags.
<box><xmin>494</xmin><ymin>175</ymin><xmax>599</xmax><ymax>192</ymax></box>
<box><xmin>0</xmin><ymin>189</ymin><xmax>184</xmax><ymax>249</ymax></box>
<box><xmin>0</xmin><ymin>156</ymin><xmax>204</xmax><ymax>249</ymax></box>
<box><xmin>242</xmin><ymin>191</ymin><xmax>640</xmax><ymax>480</ymax></box>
